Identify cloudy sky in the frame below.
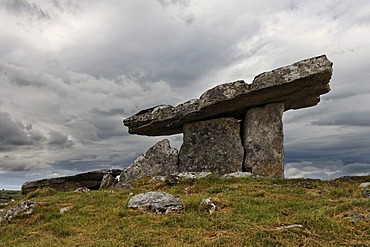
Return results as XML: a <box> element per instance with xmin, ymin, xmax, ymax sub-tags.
<box><xmin>1</xmin><ymin>0</ymin><xmax>370</xmax><ymax>189</ymax></box>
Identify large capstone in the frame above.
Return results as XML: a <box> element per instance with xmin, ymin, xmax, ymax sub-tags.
<box><xmin>124</xmin><ymin>55</ymin><xmax>332</xmax><ymax>136</ymax></box>
<box><xmin>178</xmin><ymin>118</ymin><xmax>244</xmax><ymax>175</ymax></box>
<box><xmin>119</xmin><ymin>139</ymin><xmax>179</xmax><ymax>183</ymax></box>
<box><xmin>243</xmin><ymin>103</ymin><xmax>284</xmax><ymax>177</ymax></box>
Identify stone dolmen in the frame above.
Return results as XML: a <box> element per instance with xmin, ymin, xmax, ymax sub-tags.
<box><xmin>123</xmin><ymin>55</ymin><xmax>333</xmax><ymax>178</ymax></box>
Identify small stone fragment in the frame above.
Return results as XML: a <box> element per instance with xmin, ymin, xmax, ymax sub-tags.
<box><xmin>60</xmin><ymin>206</ymin><xmax>73</xmax><ymax>214</ymax></box>
<box><xmin>221</xmin><ymin>172</ymin><xmax>252</xmax><ymax>179</ymax></box>
<box><xmin>74</xmin><ymin>187</ymin><xmax>90</xmax><ymax>193</ymax></box>
<box><xmin>199</xmin><ymin>197</ymin><xmax>218</xmax><ymax>214</ymax></box>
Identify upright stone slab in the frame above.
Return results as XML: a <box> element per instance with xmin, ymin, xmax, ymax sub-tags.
<box><xmin>243</xmin><ymin>103</ymin><xmax>284</xmax><ymax>177</ymax></box>
<box><xmin>179</xmin><ymin>118</ymin><xmax>244</xmax><ymax>175</ymax></box>
<box><xmin>119</xmin><ymin>139</ymin><xmax>179</xmax><ymax>183</ymax></box>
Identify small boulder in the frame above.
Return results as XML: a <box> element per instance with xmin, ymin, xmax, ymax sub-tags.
<box><xmin>199</xmin><ymin>197</ymin><xmax>219</xmax><ymax>214</ymax></box>
<box><xmin>127</xmin><ymin>192</ymin><xmax>184</xmax><ymax>214</ymax></box>
<box><xmin>0</xmin><ymin>200</ymin><xmax>36</xmax><ymax>222</ymax></box>
<box><xmin>120</xmin><ymin>139</ymin><xmax>179</xmax><ymax>183</ymax></box>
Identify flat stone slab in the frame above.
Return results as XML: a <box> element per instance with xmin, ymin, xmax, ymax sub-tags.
<box><xmin>21</xmin><ymin>169</ymin><xmax>122</xmax><ymax>194</ymax></box>
<box><xmin>124</xmin><ymin>55</ymin><xmax>332</xmax><ymax>136</ymax></box>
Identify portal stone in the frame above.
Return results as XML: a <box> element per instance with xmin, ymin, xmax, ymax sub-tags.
<box><xmin>179</xmin><ymin>118</ymin><xmax>244</xmax><ymax>175</ymax></box>
<box><xmin>243</xmin><ymin>103</ymin><xmax>284</xmax><ymax>177</ymax></box>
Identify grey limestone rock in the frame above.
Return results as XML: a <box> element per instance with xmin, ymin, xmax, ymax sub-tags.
<box><xmin>21</xmin><ymin>169</ymin><xmax>122</xmax><ymax>195</ymax></box>
<box><xmin>124</xmin><ymin>55</ymin><xmax>332</xmax><ymax>136</ymax></box>
<box><xmin>100</xmin><ymin>174</ymin><xmax>117</xmax><ymax>189</ymax></box>
<box><xmin>0</xmin><ymin>200</ymin><xmax>36</xmax><ymax>222</ymax></box>
<box><xmin>119</xmin><ymin>139</ymin><xmax>179</xmax><ymax>183</ymax></box>
<box><xmin>179</xmin><ymin>118</ymin><xmax>244</xmax><ymax>175</ymax></box>
<box><xmin>243</xmin><ymin>103</ymin><xmax>284</xmax><ymax>178</ymax></box>
<box><xmin>359</xmin><ymin>182</ymin><xmax>370</xmax><ymax>188</ymax></box>
<box><xmin>221</xmin><ymin>172</ymin><xmax>252</xmax><ymax>179</ymax></box>
<box><xmin>127</xmin><ymin>191</ymin><xmax>184</xmax><ymax>214</ymax></box>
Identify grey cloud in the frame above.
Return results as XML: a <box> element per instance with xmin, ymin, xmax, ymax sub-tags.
<box><xmin>91</xmin><ymin>108</ymin><xmax>126</xmax><ymax>117</ymax></box>
<box><xmin>0</xmin><ymin>111</ymin><xmax>44</xmax><ymax>151</ymax></box>
<box><xmin>312</xmin><ymin>110</ymin><xmax>370</xmax><ymax>127</ymax></box>
<box><xmin>285</xmin><ymin>161</ymin><xmax>370</xmax><ymax>180</ymax></box>
<box><xmin>47</xmin><ymin>131</ymin><xmax>74</xmax><ymax>149</ymax></box>
<box><xmin>157</xmin><ymin>0</ymin><xmax>191</xmax><ymax>8</ymax></box>
<box><xmin>4</xmin><ymin>0</ymin><xmax>50</xmax><ymax>19</ymax></box>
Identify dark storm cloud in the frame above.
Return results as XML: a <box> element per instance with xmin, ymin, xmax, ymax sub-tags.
<box><xmin>0</xmin><ymin>111</ymin><xmax>43</xmax><ymax>151</ymax></box>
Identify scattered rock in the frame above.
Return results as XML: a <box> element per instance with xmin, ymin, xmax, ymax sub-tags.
<box><xmin>60</xmin><ymin>206</ymin><xmax>73</xmax><ymax>214</ymax></box>
<box><xmin>221</xmin><ymin>172</ymin><xmax>252</xmax><ymax>179</ymax></box>
<box><xmin>74</xmin><ymin>187</ymin><xmax>90</xmax><ymax>193</ymax></box>
<box><xmin>100</xmin><ymin>174</ymin><xmax>117</xmax><ymax>189</ymax></box>
<box><xmin>344</xmin><ymin>213</ymin><xmax>370</xmax><ymax>221</ymax></box>
<box><xmin>127</xmin><ymin>192</ymin><xmax>184</xmax><ymax>214</ymax></box>
<box><xmin>363</xmin><ymin>190</ymin><xmax>370</xmax><ymax>198</ymax></box>
<box><xmin>179</xmin><ymin>118</ymin><xmax>244</xmax><ymax>175</ymax></box>
<box><xmin>21</xmin><ymin>169</ymin><xmax>122</xmax><ymax>194</ymax></box>
<box><xmin>359</xmin><ymin>182</ymin><xmax>370</xmax><ymax>188</ymax></box>
<box><xmin>199</xmin><ymin>197</ymin><xmax>219</xmax><ymax>214</ymax></box>
<box><xmin>0</xmin><ymin>200</ymin><xmax>36</xmax><ymax>222</ymax></box>
<box><xmin>119</xmin><ymin>139</ymin><xmax>179</xmax><ymax>183</ymax></box>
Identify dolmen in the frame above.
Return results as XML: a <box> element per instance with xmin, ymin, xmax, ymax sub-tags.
<box><xmin>123</xmin><ymin>55</ymin><xmax>333</xmax><ymax>178</ymax></box>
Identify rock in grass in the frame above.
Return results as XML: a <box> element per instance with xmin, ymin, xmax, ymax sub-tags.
<box><xmin>74</xmin><ymin>187</ymin><xmax>90</xmax><ymax>193</ymax></box>
<box><xmin>0</xmin><ymin>200</ymin><xmax>36</xmax><ymax>222</ymax></box>
<box><xmin>359</xmin><ymin>182</ymin><xmax>370</xmax><ymax>188</ymax></box>
<box><xmin>127</xmin><ymin>192</ymin><xmax>184</xmax><ymax>214</ymax></box>
<box><xmin>199</xmin><ymin>197</ymin><xmax>218</xmax><ymax>214</ymax></box>
<box><xmin>221</xmin><ymin>172</ymin><xmax>252</xmax><ymax>179</ymax></box>
<box><xmin>363</xmin><ymin>190</ymin><xmax>370</xmax><ymax>198</ymax></box>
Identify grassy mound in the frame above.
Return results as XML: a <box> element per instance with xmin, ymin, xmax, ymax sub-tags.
<box><xmin>1</xmin><ymin>175</ymin><xmax>369</xmax><ymax>246</ymax></box>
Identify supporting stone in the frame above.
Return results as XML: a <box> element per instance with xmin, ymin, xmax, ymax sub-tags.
<box><xmin>243</xmin><ymin>103</ymin><xmax>284</xmax><ymax>177</ymax></box>
<box><xmin>179</xmin><ymin>118</ymin><xmax>244</xmax><ymax>175</ymax></box>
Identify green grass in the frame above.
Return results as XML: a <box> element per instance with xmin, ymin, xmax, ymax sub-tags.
<box><xmin>1</xmin><ymin>175</ymin><xmax>369</xmax><ymax>246</ymax></box>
